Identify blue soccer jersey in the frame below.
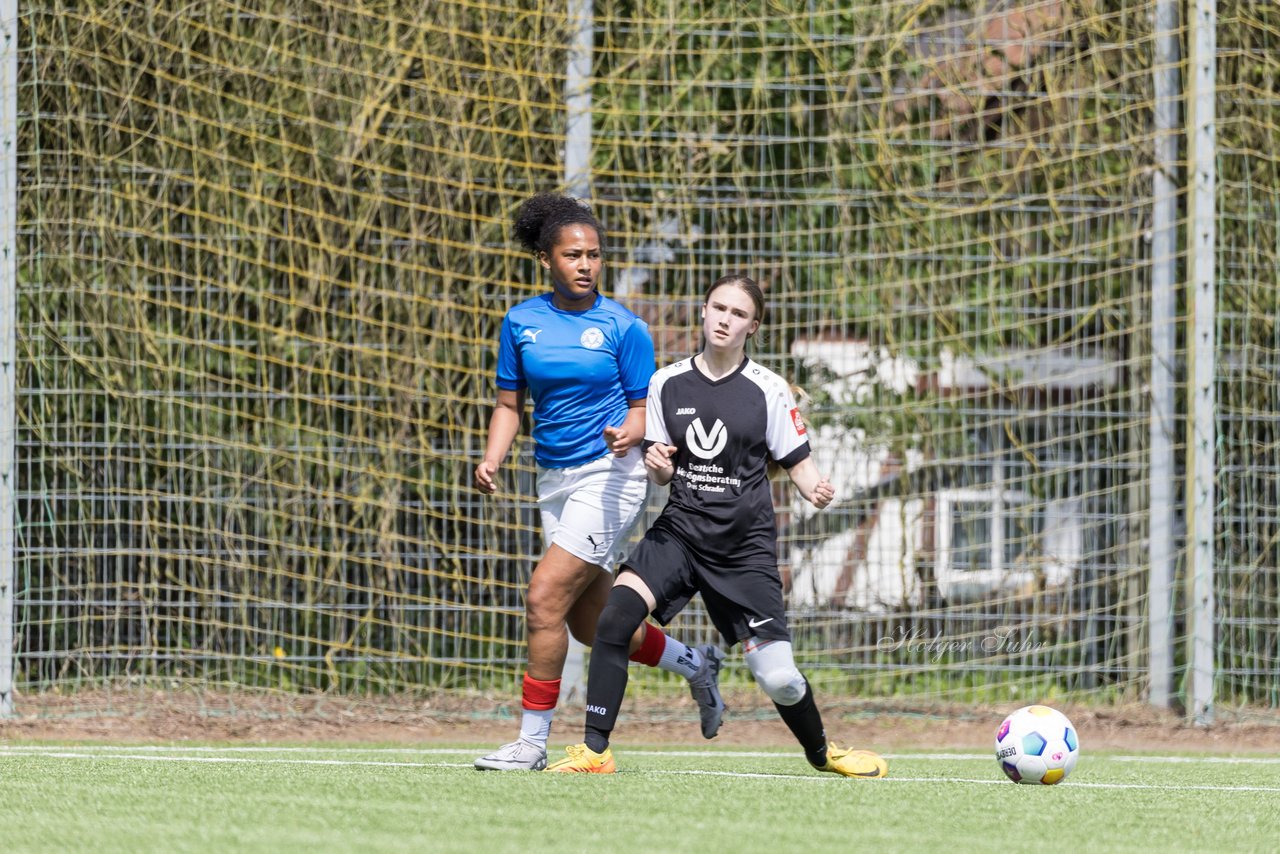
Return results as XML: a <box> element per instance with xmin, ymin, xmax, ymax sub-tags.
<box><xmin>496</xmin><ymin>292</ymin><xmax>655</xmax><ymax>469</ymax></box>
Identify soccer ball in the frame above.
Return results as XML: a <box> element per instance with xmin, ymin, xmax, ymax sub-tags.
<box><xmin>994</xmin><ymin>704</ymin><xmax>1079</xmax><ymax>785</ymax></box>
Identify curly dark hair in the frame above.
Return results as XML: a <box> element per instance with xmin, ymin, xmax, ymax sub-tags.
<box><xmin>512</xmin><ymin>193</ymin><xmax>607</xmax><ymax>254</ymax></box>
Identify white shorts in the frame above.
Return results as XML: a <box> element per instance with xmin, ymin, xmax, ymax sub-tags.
<box><xmin>537</xmin><ymin>447</ymin><xmax>648</xmax><ymax>572</ymax></box>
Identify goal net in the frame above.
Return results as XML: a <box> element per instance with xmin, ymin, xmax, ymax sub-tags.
<box><xmin>8</xmin><ymin>0</ymin><xmax>1280</xmax><ymax>718</ymax></box>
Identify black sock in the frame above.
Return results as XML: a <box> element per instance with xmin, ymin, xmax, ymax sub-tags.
<box><xmin>773</xmin><ymin>681</ymin><xmax>828</xmax><ymax>768</ymax></box>
<box><xmin>584</xmin><ymin>585</ymin><xmax>650</xmax><ymax>753</ymax></box>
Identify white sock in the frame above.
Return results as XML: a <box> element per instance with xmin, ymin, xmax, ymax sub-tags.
<box><xmin>658</xmin><ymin>638</ymin><xmax>702</xmax><ymax>679</ymax></box>
<box><xmin>518</xmin><ymin>708</ymin><xmax>554</xmax><ymax>749</ymax></box>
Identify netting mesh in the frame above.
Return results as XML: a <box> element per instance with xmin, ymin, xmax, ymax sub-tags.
<box><xmin>1214</xmin><ymin>3</ymin><xmax>1280</xmax><ymax>707</ymax></box>
<box><xmin>7</xmin><ymin>0</ymin><xmax>1279</xmax><ymax>716</ymax></box>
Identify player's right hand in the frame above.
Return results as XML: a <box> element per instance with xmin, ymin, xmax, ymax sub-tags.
<box><xmin>473</xmin><ymin>460</ymin><xmax>499</xmax><ymax>494</ymax></box>
<box><xmin>644</xmin><ymin>443</ymin><xmax>677</xmax><ymax>475</ymax></box>
<box><xmin>810</xmin><ymin>476</ymin><xmax>835</xmax><ymax>510</ymax></box>
<box><xmin>603</xmin><ymin>425</ymin><xmax>635</xmax><ymax>457</ymax></box>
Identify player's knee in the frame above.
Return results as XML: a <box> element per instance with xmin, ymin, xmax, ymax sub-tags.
<box><xmin>751</xmin><ymin>664</ymin><xmax>806</xmax><ymax>705</ymax></box>
<box><xmin>745</xmin><ymin>639</ymin><xmax>807</xmax><ymax>705</ymax></box>
<box><xmin>595</xmin><ymin>586</ymin><xmax>648</xmax><ymax>648</ymax></box>
<box><xmin>524</xmin><ymin>585</ymin><xmax>563</xmax><ymax>634</ymax></box>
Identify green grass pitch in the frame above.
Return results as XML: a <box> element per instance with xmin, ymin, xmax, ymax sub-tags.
<box><xmin>2</xmin><ymin>742</ymin><xmax>1278</xmax><ymax>852</ymax></box>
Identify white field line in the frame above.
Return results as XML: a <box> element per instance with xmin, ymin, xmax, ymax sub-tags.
<box><xmin>1107</xmin><ymin>755</ymin><xmax>1280</xmax><ymax>764</ymax></box>
<box><xmin>2</xmin><ymin>744</ymin><xmax>1279</xmax><ymax>764</ymax></box>
<box><xmin>0</xmin><ymin>746</ymin><xmax>1278</xmax><ymax>792</ymax></box>
<box><xmin>649</xmin><ymin>769</ymin><xmax>1280</xmax><ymax>793</ymax></box>
<box><xmin>0</xmin><ymin>749</ymin><xmax>473</xmax><ymax>769</ymax></box>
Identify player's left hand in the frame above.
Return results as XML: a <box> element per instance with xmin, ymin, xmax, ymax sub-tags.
<box><xmin>644</xmin><ymin>442</ymin><xmax>677</xmax><ymax>475</ymax></box>
<box><xmin>603</xmin><ymin>425</ymin><xmax>634</xmax><ymax>456</ymax></box>
<box><xmin>810</xmin><ymin>477</ymin><xmax>835</xmax><ymax>510</ymax></box>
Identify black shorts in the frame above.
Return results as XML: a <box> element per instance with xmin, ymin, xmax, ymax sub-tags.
<box><xmin>622</xmin><ymin>525</ymin><xmax>790</xmax><ymax>646</ymax></box>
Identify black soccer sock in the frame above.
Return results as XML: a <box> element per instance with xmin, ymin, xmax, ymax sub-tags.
<box><xmin>773</xmin><ymin>681</ymin><xmax>829</xmax><ymax>768</ymax></box>
<box><xmin>584</xmin><ymin>585</ymin><xmax>650</xmax><ymax>754</ymax></box>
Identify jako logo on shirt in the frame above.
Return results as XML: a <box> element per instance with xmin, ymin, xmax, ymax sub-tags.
<box><xmin>580</xmin><ymin>327</ymin><xmax>605</xmax><ymax>349</ymax></box>
<box><xmin>790</xmin><ymin>408</ymin><xmax>807</xmax><ymax>435</ymax></box>
<box><xmin>686</xmin><ymin>418</ymin><xmax>728</xmax><ymax>459</ymax></box>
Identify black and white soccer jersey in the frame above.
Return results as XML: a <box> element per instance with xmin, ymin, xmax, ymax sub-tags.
<box><xmin>645</xmin><ymin>355</ymin><xmax>810</xmax><ymax>569</ymax></box>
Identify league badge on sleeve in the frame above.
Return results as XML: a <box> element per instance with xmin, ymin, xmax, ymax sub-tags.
<box><xmin>790</xmin><ymin>408</ymin><xmax>806</xmax><ymax>435</ymax></box>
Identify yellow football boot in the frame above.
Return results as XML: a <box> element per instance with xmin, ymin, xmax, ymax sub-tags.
<box><xmin>818</xmin><ymin>743</ymin><xmax>888</xmax><ymax>778</ymax></box>
<box><xmin>546</xmin><ymin>743</ymin><xmax>617</xmax><ymax>774</ymax></box>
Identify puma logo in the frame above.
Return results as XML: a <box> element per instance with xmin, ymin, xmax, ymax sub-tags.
<box><xmin>520</xmin><ymin>328</ymin><xmax>543</xmax><ymax>343</ymax></box>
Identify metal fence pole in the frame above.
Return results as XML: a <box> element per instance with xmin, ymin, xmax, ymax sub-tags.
<box><xmin>564</xmin><ymin>0</ymin><xmax>592</xmax><ymax>201</ymax></box>
<box><xmin>1147</xmin><ymin>0</ymin><xmax>1180</xmax><ymax>711</ymax></box>
<box><xmin>1185</xmin><ymin>0</ymin><xmax>1217</xmax><ymax>726</ymax></box>
<box><xmin>0</xmin><ymin>0</ymin><xmax>18</xmax><ymax>717</ymax></box>
<box><xmin>560</xmin><ymin>0</ymin><xmax>593</xmax><ymax>703</ymax></box>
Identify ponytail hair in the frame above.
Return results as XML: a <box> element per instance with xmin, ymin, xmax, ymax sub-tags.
<box><xmin>512</xmin><ymin>193</ymin><xmax>607</xmax><ymax>255</ymax></box>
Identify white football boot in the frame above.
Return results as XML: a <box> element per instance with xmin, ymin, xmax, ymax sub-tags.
<box><xmin>474</xmin><ymin>739</ymin><xmax>548</xmax><ymax>771</ymax></box>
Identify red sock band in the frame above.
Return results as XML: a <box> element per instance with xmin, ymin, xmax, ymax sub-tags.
<box><xmin>629</xmin><ymin>622</ymin><xmax>666</xmax><ymax>667</ymax></box>
<box><xmin>521</xmin><ymin>673</ymin><xmax>561</xmax><ymax>711</ymax></box>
